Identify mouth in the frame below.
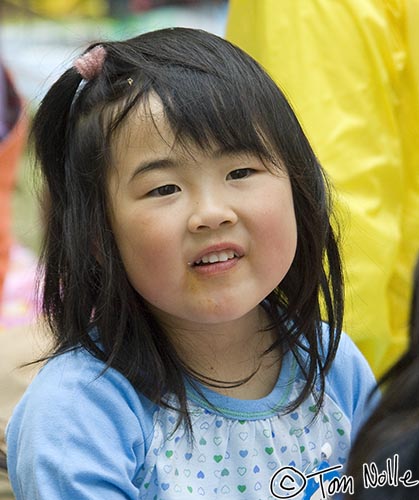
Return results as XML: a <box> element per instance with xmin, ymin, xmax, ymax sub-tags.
<box><xmin>190</xmin><ymin>244</ymin><xmax>245</xmax><ymax>272</ymax></box>
<box><xmin>193</xmin><ymin>249</ymin><xmax>240</xmax><ymax>266</ymax></box>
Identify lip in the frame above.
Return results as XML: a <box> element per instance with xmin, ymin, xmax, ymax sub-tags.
<box><xmin>190</xmin><ymin>243</ymin><xmax>245</xmax><ymax>267</ymax></box>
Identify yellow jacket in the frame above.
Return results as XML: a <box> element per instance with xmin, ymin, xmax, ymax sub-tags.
<box><xmin>28</xmin><ymin>0</ymin><xmax>105</xmax><ymax>17</ymax></box>
<box><xmin>227</xmin><ymin>0</ymin><xmax>419</xmax><ymax>376</ymax></box>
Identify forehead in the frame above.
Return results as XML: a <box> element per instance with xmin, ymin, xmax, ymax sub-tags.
<box><xmin>109</xmin><ymin>95</ymin><xmax>232</xmax><ymax>186</ymax></box>
<box><xmin>113</xmin><ymin>94</ymin><xmax>176</xmax><ymax>158</ymax></box>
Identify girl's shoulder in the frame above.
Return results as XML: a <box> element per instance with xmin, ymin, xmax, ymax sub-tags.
<box><xmin>6</xmin><ymin>347</ymin><xmax>157</xmax><ymax>498</ymax></box>
<box><xmin>322</xmin><ymin>328</ymin><xmax>378</xmax><ymax>437</ymax></box>
<box><xmin>325</xmin><ymin>328</ymin><xmax>376</xmax><ymax>390</ymax></box>
<box><xmin>297</xmin><ymin>324</ymin><xmax>377</xmax><ymax>412</ymax></box>
<box><xmin>9</xmin><ymin>346</ymin><xmax>157</xmax><ymax>435</ymax></box>
<box><xmin>24</xmin><ymin>346</ymin><xmax>153</xmax><ymax>409</ymax></box>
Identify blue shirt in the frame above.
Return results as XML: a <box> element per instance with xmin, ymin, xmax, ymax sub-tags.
<box><xmin>6</xmin><ymin>331</ymin><xmax>376</xmax><ymax>499</ymax></box>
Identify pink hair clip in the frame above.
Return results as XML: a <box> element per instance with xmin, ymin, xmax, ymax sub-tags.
<box><xmin>73</xmin><ymin>45</ymin><xmax>106</xmax><ymax>81</ymax></box>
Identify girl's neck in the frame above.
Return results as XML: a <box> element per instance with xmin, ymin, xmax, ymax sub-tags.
<box><xmin>159</xmin><ymin>305</ymin><xmax>282</xmax><ymax>399</ymax></box>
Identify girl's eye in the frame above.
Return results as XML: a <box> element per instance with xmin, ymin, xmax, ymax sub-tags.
<box><xmin>227</xmin><ymin>168</ymin><xmax>255</xmax><ymax>180</ymax></box>
<box><xmin>148</xmin><ymin>184</ymin><xmax>180</xmax><ymax>197</ymax></box>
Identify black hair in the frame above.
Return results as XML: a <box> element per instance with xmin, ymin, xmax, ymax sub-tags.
<box><xmin>346</xmin><ymin>257</ymin><xmax>419</xmax><ymax>498</ymax></box>
<box><xmin>32</xmin><ymin>27</ymin><xmax>343</xmax><ymax>429</ymax></box>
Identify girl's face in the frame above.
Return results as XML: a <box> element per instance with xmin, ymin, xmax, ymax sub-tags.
<box><xmin>108</xmin><ymin>97</ymin><xmax>297</xmax><ymax>330</ymax></box>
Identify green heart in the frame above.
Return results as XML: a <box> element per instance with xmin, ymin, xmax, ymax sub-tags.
<box><xmin>265</xmin><ymin>447</ymin><xmax>274</xmax><ymax>455</ymax></box>
<box><xmin>165</xmin><ymin>450</ymin><xmax>173</xmax><ymax>458</ymax></box>
<box><xmin>214</xmin><ymin>454</ymin><xmax>223</xmax><ymax>463</ymax></box>
<box><xmin>221</xmin><ymin>468</ymin><xmax>229</xmax><ymax>476</ymax></box>
<box><xmin>297</xmin><ymin>429</ymin><xmax>303</xmax><ymax>437</ymax></box>
<box><xmin>337</xmin><ymin>428</ymin><xmax>345</xmax><ymax>436</ymax></box>
<box><xmin>187</xmin><ymin>486</ymin><xmax>193</xmax><ymax>493</ymax></box>
<box><xmin>290</xmin><ymin>428</ymin><xmax>303</xmax><ymax>437</ymax></box>
<box><xmin>237</xmin><ymin>467</ymin><xmax>247</xmax><ymax>476</ymax></box>
<box><xmin>237</xmin><ymin>485</ymin><xmax>247</xmax><ymax>493</ymax></box>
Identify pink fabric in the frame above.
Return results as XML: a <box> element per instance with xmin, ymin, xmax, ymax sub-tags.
<box><xmin>0</xmin><ymin>244</ymin><xmax>38</xmax><ymax>330</ymax></box>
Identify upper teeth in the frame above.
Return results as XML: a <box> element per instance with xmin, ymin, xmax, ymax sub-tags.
<box><xmin>196</xmin><ymin>250</ymin><xmax>236</xmax><ymax>265</ymax></box>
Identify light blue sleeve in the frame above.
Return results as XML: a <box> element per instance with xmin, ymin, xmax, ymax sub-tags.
<box><xmin>6</xmin><ymin>348</ymin><xmax>156</xmax><ymax>499</ymax></box>
<box><xmin>325</xmin><ymin>331</ymin><xmax>379</xmax><ymax>440</ymax></box>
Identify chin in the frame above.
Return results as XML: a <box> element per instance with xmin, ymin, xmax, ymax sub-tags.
<box><xmin>189</xmin><ymin>303</ymin><xmax>258</xmax><ymax>325</ymax></box>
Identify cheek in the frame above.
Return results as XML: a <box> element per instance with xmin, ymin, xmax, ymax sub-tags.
<box><xmin>252</xmin><ymin>193</ymin><xmax>298</xmax><ymax>271</ymax></box>
<box><xmin>118</xmin><ymin>229</ymin><xmax>167</xmax><ymax>273</ymax></box>
<box><xmin>114</xmin><ymin>208</ymin><xmax>162</xmax><ymax>257</ymax></box>
<box><xmin>113</xmin><ymin>215</ymin><xmax>183</xmax><ymax>297</ymax></box>
<box><xmin>263</xmin><ymin>219</ymin><xmax>297</xmax><ymax>268</ymax></box>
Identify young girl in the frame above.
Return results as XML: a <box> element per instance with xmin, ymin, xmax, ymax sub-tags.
<box><xmin>6</xmin><ymin>28</ymin><xmax>376</xmax><ymax>499</ymax></box>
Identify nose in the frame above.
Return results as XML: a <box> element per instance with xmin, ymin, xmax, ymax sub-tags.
<box><xmin>187</xmin><ymin>196</ymin><xmax>238</xmax><ymax>233</ymax></box>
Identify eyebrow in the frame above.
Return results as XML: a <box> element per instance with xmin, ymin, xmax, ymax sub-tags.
<box><xmin>129</xmin><ymin>158</ymin><xmax>178</xmax><ymax>183</ymax></box>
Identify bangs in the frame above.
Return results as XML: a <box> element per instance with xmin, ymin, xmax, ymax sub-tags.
<box><xmin>154</xmin><ymin>71</ymin><xmax>276</xmax><ymax>164</ymax></box>
<box><xmin>103</xmin><ymin>50</ymin><xmax>287</xmax><ymax>171</ymax></box>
